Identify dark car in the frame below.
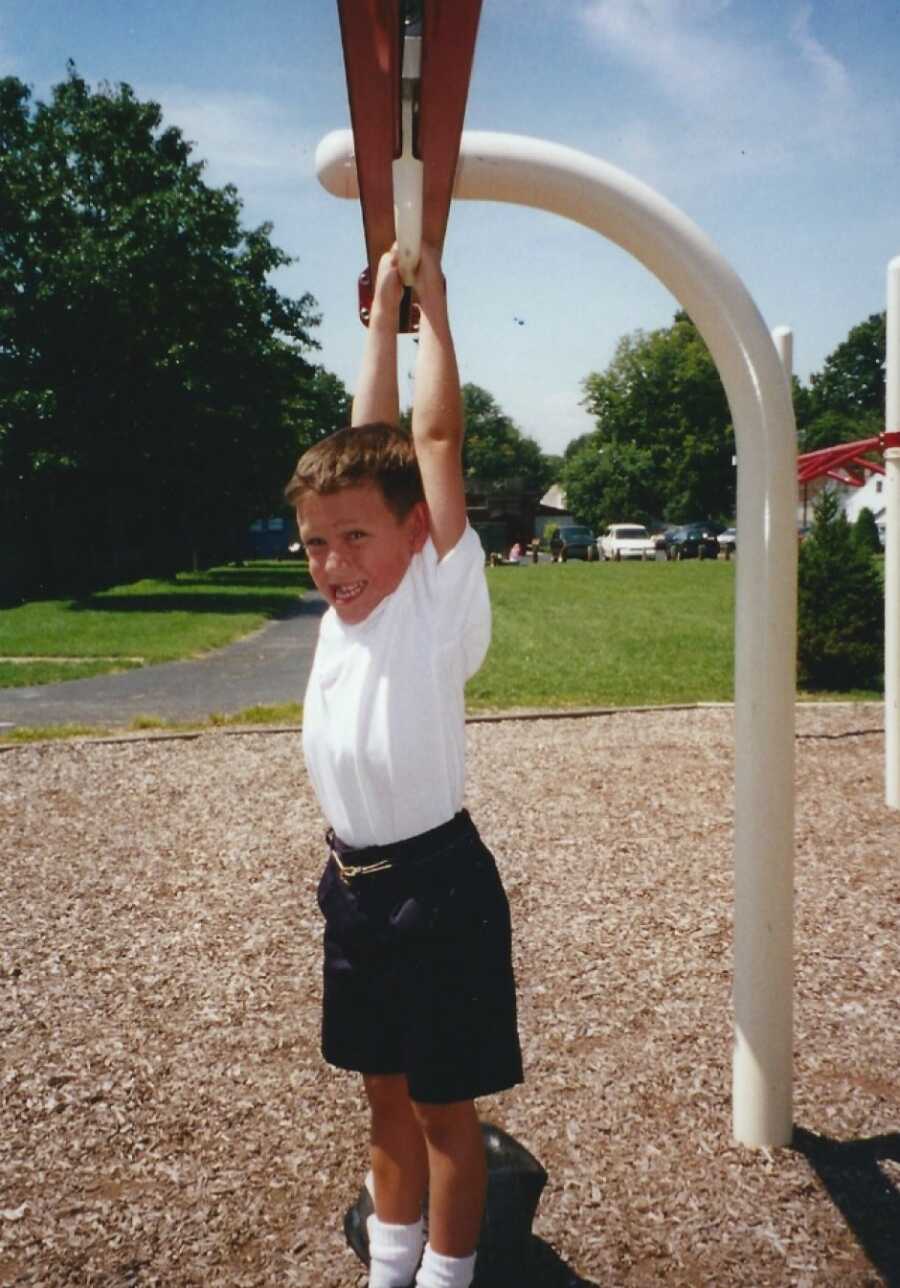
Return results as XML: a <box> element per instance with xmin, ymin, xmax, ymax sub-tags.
<box><xmin>557</xmin><ymin>524</ymin><xmax>598</xmax><ymax>561</ymax></box>
<box><xmin>663</xmin><ymin>523</ymin><xmax>720</xmax><ymax>560</ymax></box>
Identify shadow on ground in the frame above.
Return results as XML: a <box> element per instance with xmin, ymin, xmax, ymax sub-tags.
<box><xmin>793</xmin><ymin>1126</ymin><xmax>900</xmax><ymax>1286</ymax></box>
<box><xmin>68</xmin><ymin>586</ymin><xmax>315</xmax><ymax>618</ymax></box>
<box><xmin>519</xmin><ymin>1237</ymin><xmax>602</xmax><ymax>1286</ymax></box>
<box><xmin>58</xmin><ymin>564</ymin><xmax>316</xmax><ymax>618</ymax></box>
<box><xmin>177</xmin><ymin>567</ymin><xmax>315</xmax><ymax>590</ymax></box>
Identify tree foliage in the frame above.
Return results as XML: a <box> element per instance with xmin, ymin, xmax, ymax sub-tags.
<box><xmin>288</xmin><ymin>366</ymin><xmax>352</xmax><ymax>462</ymax></box>
<box><xmin>797</xmin><ymin>489</ymin><xmax>883</xmax><ymax>691</ymax></box>
<box><xmin>461</xmin><ymin>383</ymin><xmax>553</xmax><ymax>494</ymax></box>
<box><xmin>567</xmin><ymin>312</ymin><xmax>734</xmax><ymax>531</ymax></box>
<box><xmin>797</xmin><ymin>313</ymin><xmax>886</xmax><ymax>454</ymax></box>
<box><xmin>853</xmin><ymin>505</ymin><xmax>882</xmax><ymax>555</ymax></box>
<box><xmin>0</xmin><ymin>67</ymin><xmax>324</xmax><ymax>597</ymax></box>
<box><xmin>562</xmin><ymin>440</ymin><xmax>656</xmax><ymax>532</ymax></box>
<box><xmin>796</xmin><ymin>407</ymin><xmax>882</xmax><ymax>455</ymax></box>
<box><xmin>563</xmin><ymin>306</ymin><xmax>888</xmax><ymax>530</ymax></box>
<box><xmin>809</xmin><ymin>313</ymin><xmax>886</xmax><ymax>417</ymax></box>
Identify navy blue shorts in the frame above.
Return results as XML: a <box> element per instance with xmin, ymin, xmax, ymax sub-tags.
<box><xmin>316</xmin><ymin>810</ymin><xmax>523</xmax><ymax>1105</ymax></box>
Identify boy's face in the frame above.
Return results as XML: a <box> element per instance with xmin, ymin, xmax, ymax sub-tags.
<box><xmin>297</xmin><ymin>482</ymin><xmax>428</xmax><ymax>625</ymax></box>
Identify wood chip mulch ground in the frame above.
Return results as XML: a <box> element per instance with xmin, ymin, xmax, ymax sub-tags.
<box><xmin>1</xmin><ymin>704</ymin><xmax>898</xmax><ymax>1288</ymax></box>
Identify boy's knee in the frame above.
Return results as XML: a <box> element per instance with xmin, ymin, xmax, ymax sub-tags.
<box><xmin>410</xmin><ymin>1099</ymin><xmax>478</xmax><ymax>1147</ymax></box>
<box><xmin>364</xmin><ymin>1073</ymin><xmax>413</xmax><ymax>1118</ymax></box>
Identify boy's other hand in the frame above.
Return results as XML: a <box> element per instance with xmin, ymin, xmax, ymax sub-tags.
<box><xmin>413</xmin><ymin>242</ymin><xmax>447</xmax><ymax>321</ymax></box>
<box><xmin>372</xmin><ymin>246</ymin><xmax>404</xmax><ymax>324</ymax></box>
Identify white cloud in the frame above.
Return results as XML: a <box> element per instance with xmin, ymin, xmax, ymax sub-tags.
<box><xmin>150</xmin><ymin>86</ymin><xmax>317</xmax><ymax>193</ymax></box>
<box><xmin>789</xmin><ymin>3</ymin><xmax>851</xmax><ymax>101</ymax></box>
<box><xmin>579</xmin><ymin>0</ymin><xmax>868</xmax><ymax>187</ymax></box>
<box><xmin>583</xmin><ymin>0</ymin><xmax>749</xmax><ymax>109</ymax></box>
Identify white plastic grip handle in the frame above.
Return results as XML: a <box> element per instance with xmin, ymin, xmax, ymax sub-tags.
<box><xmin>393</xmin><ymin>142</ymin><xmax>423</xmax><ymax>286</ymax></box>
<box><xmin>393</xmin><ymin>34</ymin><xmax>423</xmax><ymax>287</ymax></box>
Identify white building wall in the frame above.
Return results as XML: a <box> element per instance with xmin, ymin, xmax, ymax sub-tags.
<box><xmin>839</xmin><ymin>473</ymin><xmax>887</xmax><ymax>543</ymax></box>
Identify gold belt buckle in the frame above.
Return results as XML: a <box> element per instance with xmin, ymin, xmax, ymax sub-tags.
<box><xmin>331</xmin><ymin>847</ymin><xmax>393</xmax><ymax>883</ymax></box>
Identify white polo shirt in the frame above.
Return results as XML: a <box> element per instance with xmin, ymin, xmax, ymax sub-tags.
<box><xmin>302</xmin><ymin>523</ymin><xmax>490</xmax><ymax>847</ymax></box>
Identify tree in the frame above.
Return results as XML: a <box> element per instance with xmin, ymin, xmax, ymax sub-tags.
<box><xmin>286</xmin><ymin>366</ymin><xmax>352</xmax><ymax>465</ymax></box>
<box><xmin>460</xmin><ymin>384</ymin><xmax>553</xmax><ymax>494</ymax></box>
<box><xmin>542</xmin><ymin>452</ymin><xmax>564</xmax><ymax>482</ymax></box>
<box><xmin>853</xmin><ymin>506</ymin><xmax>882</xmax><ymax>555</ymax></box>
<box><xmin>563</xmin><ymin>431</ymin><xmax>594</xmax><ymax>461</ymax></box>
<box><xmin>579</xmin><ymin>312</ymin><xmax>734</xmax><ymax>525</ymax></box>
<box><xmin>797</xmin><ymin>489</ymin><xmax>883</xmax><ymax>691</ymax></box>
<box><xmin>797</xmin><ymin>408</ymin><xmax>882</xmax><ymax>455</ymax></box>
<box><xmin>808</xmin><ymin>313</ymin><xmax>886</xmax><ymax>418</ymax></box>
<box><xmin>795</xmin><ymin>312</ymin><xmax>887</xmax><ymax>455</ymax></box>
<box><xmin>561</xmin><ymin>439</ymin><xmax>656</xmax><ymax>533</ymax></box>
<box><xmin>0</xmin><ymin>67</ymin><xmax>324</xmax><ymax>596</ymax></box>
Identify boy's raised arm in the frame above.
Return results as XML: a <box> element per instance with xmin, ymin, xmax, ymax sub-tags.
<box><xmin>411</xmin><ymin>244</ymin><xmax>467</xmax><ymax>559</ymax></box>
<box><xmin>351</xmin><ymin>251</ymin><xmax>403</xmax><ymax>427</ymax></box>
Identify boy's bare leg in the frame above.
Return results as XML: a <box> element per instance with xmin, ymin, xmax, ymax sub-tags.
<box><xmin>364</xmin><ymin>1074</ymin><xmax>429</xmax><ymax>1223</ymax></box>
<box><xmin>412</xmin><ymin>1098</ymin><xmax>487</xmax><ymax>1257</ymax></box>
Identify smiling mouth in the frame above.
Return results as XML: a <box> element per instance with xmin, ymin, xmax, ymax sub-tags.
<box><xmin>332</xmin><ymin>580</ymin><xmax>366</xmax><ymax>605</ymax></box>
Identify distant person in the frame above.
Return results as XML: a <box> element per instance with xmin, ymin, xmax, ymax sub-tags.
<box><xmin>284</xmin><ymin>243</ymin><xmax>523</xmax><ymax>1288</ymax></box>
<box><xmin>508</xmin><ymin>541</ymin><xmax>523</xmax><ymax>562</ymax></box>
<box><xmin>549</xmin><ymin>529</ymin><xmax>563</xmax><ymax>562</ymax></box>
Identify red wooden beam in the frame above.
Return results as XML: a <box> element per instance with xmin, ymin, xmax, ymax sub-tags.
<box><xmin>417</xmin><ymin>0</ymin><xmax>483</xmax><ymax>251</ymax></box>
<box><xmin>336</xmin><ymin>0</ymin><xmax>402</xmax><ymax>288</ymax></box>
<box><xmin>797</xmin><ymin>436</ymin><xmax>884</xmax><ymax>485</ymax></box>
<box><xmin>336</xmin><ymin>0</ymin><xmax>482</xmax><ymax>329</ymax></box>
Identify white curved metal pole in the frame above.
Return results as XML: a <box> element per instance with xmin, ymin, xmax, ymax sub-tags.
<box><xmin>885</xmin><ymin>258</ymin><xmax>900</xmax><ymax>809</ymax></box>
<box><xmin>772</xmin><ymin>328</ymin><xmax>795</xmax><ymax>553</ymax></box>
<box><xmin>318</xmin><ymin>128</ymin><xmax>797</xmax><ymax>1146</ymax></box>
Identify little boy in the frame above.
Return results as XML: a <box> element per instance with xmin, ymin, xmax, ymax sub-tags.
<box><xmin>284</xmin><ymin>244</ymin><xmax>523</xmax><ymax>1288</ymax></box>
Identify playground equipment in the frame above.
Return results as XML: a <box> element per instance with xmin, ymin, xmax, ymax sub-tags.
<box><xmin>336</xmin><ymin>0</ymin><xmax>481</xmax><ymax>329</ymax></box>
<box><xmin>798</xmin><ymin>436</ymin><xmax>890</xmax><ymax>491</ymax></box>
<box><xmin>885</xmin><ymin>258</ymin><xmax>900</xmax><ymax>809</ymax></box>
<box><xmin>792</xmin><ymin>283</ymin><xmax>899</xmax><ymax>811</ymax></box>
<box><xmin>324</xmin><ymin>3</ymin><xmax>800</xmax><ymax>1147</ymax></box>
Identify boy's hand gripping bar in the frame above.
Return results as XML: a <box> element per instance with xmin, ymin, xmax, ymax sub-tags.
<box><xmin>337</xmin><ymin>0</ymin><xmax>482</xmax><ymax>333</ymax></box>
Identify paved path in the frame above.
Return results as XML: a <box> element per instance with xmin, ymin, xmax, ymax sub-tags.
<box><xmin>0</xmin><ymin>594</ymin><xmax>327</xmax><ymax>731</ymax></box>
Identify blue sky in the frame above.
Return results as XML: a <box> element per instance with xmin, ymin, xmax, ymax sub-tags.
<box><xmin>4</xmin><ymin>0</ymin><xmax>899</xmax><ymax>454</ymax></box>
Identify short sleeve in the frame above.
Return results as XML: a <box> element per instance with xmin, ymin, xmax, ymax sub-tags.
<box><xmin>425</xmin><ymin>524</ymin><xmax>491</xmax><ymax>679</ymax></box>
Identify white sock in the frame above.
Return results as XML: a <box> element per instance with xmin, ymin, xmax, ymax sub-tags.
<box><xmin>415</xmin><ymin>1243</ymin><xmax>477</xmax><ymax>1288</ymax></box>
<box><xmin>366</xmin><ymin>1213</ymin><xmax>425</xmax><ymax>1288</ymax></box>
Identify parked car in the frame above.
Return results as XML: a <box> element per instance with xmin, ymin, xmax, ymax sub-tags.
<box><xmin>556</xmin><ymin>524</ymin><xmax>598</xmax><ymax>561</ymax></box>
<box><xmin>718</xmin><ymin>527</ymin><xmax>736</xmax><ymax>555</ymax></box>
<box><xmin>663</xmin><ymin>523</ymin><xmax>720</xmax><ymax>560</ymax></box>
<box><xmin>598</xmin><ymin>523</ymin><xmax>658</xmax><ymax>561</ymax></box>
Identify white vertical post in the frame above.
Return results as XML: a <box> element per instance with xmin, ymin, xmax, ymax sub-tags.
<box><xmin>885</xmin><ymin>259</ymin><xmax>900</xmax><ymax>809</ymax></box>
<box><xmin>772</xmin><ymin>326</ymin><xmax>793</xmax><ymax>383</ymax></box>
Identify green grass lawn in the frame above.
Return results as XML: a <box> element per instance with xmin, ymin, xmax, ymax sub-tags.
<box><xmin>468</xmin><ymin>559</ymin><xmax>737</xmax><ymax>709</ymax></box>
<box><xmin>0</xmin><ymin>556</ymin><xmax>881</xmax><ymax>742</ymax></box>
<box><xmin>0</xmin><ymin>658</ymin><xmax>146</xmax><ymax>689</ymax></box>
<box><xmin>0</xmin><ymin>561</ymin><xmax>312</xmax><ymax>688</ymax></box>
